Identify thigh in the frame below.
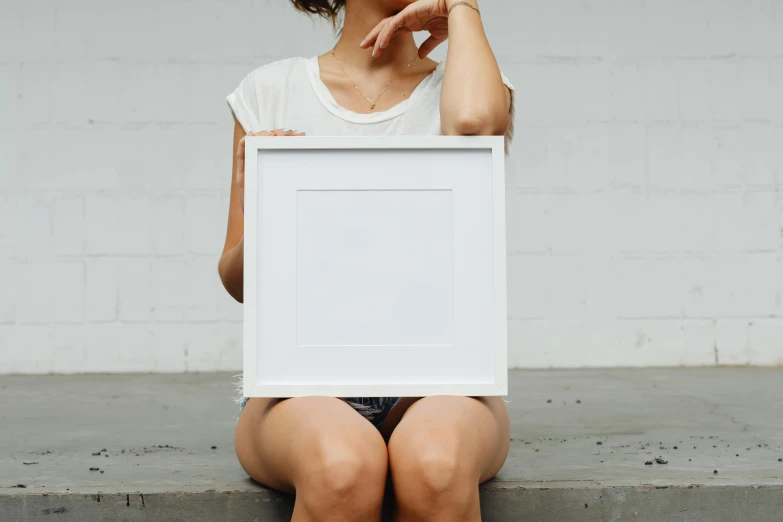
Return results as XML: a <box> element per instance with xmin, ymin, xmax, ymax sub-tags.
<box><xmin>234</xmin><ymin>396</ymin><xmax>387</xmax><ymax>493</ymax></box>
<box><xmin>385</xmin><ymin>396</ymin><xmax>510</xmax><ymax>483</ymax></box>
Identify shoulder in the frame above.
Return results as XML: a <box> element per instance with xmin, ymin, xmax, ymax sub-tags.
<box><xmin>234</xmin><ymin>56</ymin><xmax>309</xmax><ymax>93</ymax></box>
<box><xmin>227</xmin><ymin>57</ymin><xmax>310</xmax><ymax>132</ymax></box>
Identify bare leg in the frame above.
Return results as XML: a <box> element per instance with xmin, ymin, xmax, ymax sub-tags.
<box><xmin>235</xmin><ymin>396</ymin><xmax>389</xmax><ymax>522</ymax></box>
<box><xmin>385</xmin><ymin>396</ymin><xmax>510</xmax><ymax>522</ymax></box>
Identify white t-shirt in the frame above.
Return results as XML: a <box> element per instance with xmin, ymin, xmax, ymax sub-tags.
<box><xmin>226</xmin><ymin>55</ymin><xmax>515</xmax><ymax>155</ymax></box>
<box><xmin>226</xmin><ymin>56</ymin><xmax>515</xmax><ymax>408</ymax></box>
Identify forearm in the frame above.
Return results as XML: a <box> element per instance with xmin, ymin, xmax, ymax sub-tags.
<box><xmin>440</xmin><ymin>0</ymin><xmax>509</xmax><ymax>136</ymax></box>
<box><xmin>218</xmin><ymin>236</ymin><xmax>244</xmax><ymax>303</ymax></box>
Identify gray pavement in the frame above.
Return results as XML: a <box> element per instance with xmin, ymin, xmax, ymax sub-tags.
<box><xmin>1</xmin><ymin>368</ymin><xmax>782</xmax><ymax>521</ymax></box>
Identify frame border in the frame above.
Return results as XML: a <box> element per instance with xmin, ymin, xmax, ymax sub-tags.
<box><xmin>243</xmin><ymin>135</ymin><xmax>507</xmax><ymax>397</ymax></box>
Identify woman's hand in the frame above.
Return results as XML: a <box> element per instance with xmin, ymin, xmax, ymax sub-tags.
<box><xmin>235</xmin><ymin>128</ymin><xmax>305</xmax><ymax>212</ymax></box>
<box><xmin>360</xmin><ymin>0</ymin><xmax>451</xmax><ymax>59</ymax></box>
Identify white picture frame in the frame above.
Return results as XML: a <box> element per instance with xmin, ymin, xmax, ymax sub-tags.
<box><xmin>243</xmin><ymin>135</ymin><xmax>507</xmax><ymax>398</ymax></box>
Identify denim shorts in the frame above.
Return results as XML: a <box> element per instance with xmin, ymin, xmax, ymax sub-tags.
<box><xmin>235</xmin><ymin>395</ymin><xmax>403</xmax><ymax>429</ymax></box>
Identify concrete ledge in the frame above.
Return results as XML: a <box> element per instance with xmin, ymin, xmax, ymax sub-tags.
<box><xmin>3</xmin><ymin>485</ymin><xmax>783</xmax><ymax>522</ymax></box>
<box><xmin>2</xmin><ymin>368</ymin><xmax>782</xmax><ymax>521</ymax></box>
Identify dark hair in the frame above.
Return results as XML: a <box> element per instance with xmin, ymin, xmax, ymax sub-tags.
<box><xmin>290</xmin><ymin>0</ymin><xmax>346</xmax><ymax>29</ymax></box>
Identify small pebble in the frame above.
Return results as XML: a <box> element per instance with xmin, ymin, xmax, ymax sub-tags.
<box><xmin>654</xmin><ymin>457</ymin><xmax>668</xmax><ymax>464</ymax></box>
<box><xmin>778</xmin><ymin>458</ymin><xmax>782</xmax><ymax>462</ymax></box>
<box><xmin>211</xmin><ymin>446</ymin><xmax>217</xmax><ymax>450</ymax></box>
<box><xmin>22</xmin><ymin>461</ymin><xmax>38</xmax><ymax>465</ymax></box>
<box><xmin>576</xmin><ymin>400</ymin><xmax>581</xmax><ymax>404</ymax></box>
<box><xmin>100</xmin><ymin>470</ymin><xmax>105</xmax><ymax>474</ymax></box>
<box><xmin>673</xmin><ymin>446</ymin><xmax>678</xmax><ymax>450</ymax></box>
<box><xmin>91</xmin><ymin>452</ymin><xmax>101</xmax><ymax>456</ymax></box>
<box><xmin>644</xmin><ymin>461</ymin><xmax>653</xmax><ymax>466</ymax></box>
<box><xmin>89</xmin><ymin>467</ymin><xmax>100</xmax><ymax>471</ymax></box>
<box><xmin>596</xmin><ymin>441</ymin><xmax>602</xmax><ymax>445</ymax></box>
<box><xmin>713</xmin><ymin>470</ymin><xmax>718</xmax><ymax>474</ymax></box>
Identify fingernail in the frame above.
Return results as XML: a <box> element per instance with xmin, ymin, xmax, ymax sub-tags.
<box><xmin>360</xmin><ymin>40</ymin><xmax>365</xmax><ymax>47</ymax></box>
<box><xmin>283</xmin><ymin>128</ymin><xmax>291</xmax><ymax>132</ymax></box>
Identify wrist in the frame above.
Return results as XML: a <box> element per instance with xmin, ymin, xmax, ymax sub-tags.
<box><xmin>445</xmin><ymin>0</ymin><xmax>479</xmax><ymax>10</ymax></box>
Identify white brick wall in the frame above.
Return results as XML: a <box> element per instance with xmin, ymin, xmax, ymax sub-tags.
<box><xmin>0</xmin><ymin>0</ymin><xmax>781</xmax><ymax>373</ymax></box>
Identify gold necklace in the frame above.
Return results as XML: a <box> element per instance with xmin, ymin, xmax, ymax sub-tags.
<box><xmin>329</xmin><ymin>47</ymin><xmax>418</xmax><ymax>110</ymax></box>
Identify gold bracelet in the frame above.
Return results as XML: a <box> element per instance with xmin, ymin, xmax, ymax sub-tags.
<box><xmin>448</xmin><ymin>1</ymin><xmax>480</xmax><ymax>16</ymax></box>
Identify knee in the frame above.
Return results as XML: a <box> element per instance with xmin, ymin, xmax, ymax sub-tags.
<box><xmin>388</xmin><ymin>427</ymin><xmax>475</xmax><ymax>516</ymax></box>
<box><xmin>296</xmin><ymin>431</ymin><xmax>388</xmax><ymax>519</ymax></box>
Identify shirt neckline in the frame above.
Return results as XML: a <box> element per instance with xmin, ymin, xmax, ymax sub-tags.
<box><xmin>305</xmin><ymin>54</ymin><xmax>444</xmax><ymax>124</ymax></box>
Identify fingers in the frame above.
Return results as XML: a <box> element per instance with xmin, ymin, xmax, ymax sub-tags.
<box><xmin>373</xmin><ymin>19</ymin><xmax>398</xmax><ymax>58</ymax></box>
<box><xmin>240</xmin><ymin>128</ymin><xmax>304</xmax><ymax>168</ymax></box>
<box><xmin>361</xmin><ymin>19</ymin><xmax>386</xmax><ymax>51</ymax></box>
<box><xmin>271</xmin><ymin>129</ymin><xmax>305</xmax><ymax>136</ymax></box>
<box><xmin>377</xmin><ymin>14</ymin><xmax>406</xmax><ymax>53</ymax></box>
<box><xmin>364</xmin><ymin>16</ymin><xmax>406</xmax><ymax>57</ymax></box>
<box><xmin>366</xmin><ymin>9</ymin><xmax>417</xmax><ymax>57</ymax></box>
<box><xmin>247</xmin><ymin>129</ymin><xmax>304</xmax><ymax>136</ymax></box>
<box><xmin>418</xmin><ymin>35</ymin><xmax>445</xmax><ymax>59</ymax></box>
<box><xmin>236</xmin><ymin>129</ymin><xmax>303</xmax><ymax>212</ymax></box>
<box><xmin>279</xmin><ymin>129</ymin><xmax>306</xmax><ymax>136</ymax></box>
<box><xmin>237</xmin><ymin>129</ymin><xmax>305</xmax><ymax>199</ymax></box>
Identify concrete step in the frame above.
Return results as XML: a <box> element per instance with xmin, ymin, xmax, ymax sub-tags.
<box><xmin>1</xmin><ymin>368</ymin><xmax>782</xmax><ymax>522</ymax></box>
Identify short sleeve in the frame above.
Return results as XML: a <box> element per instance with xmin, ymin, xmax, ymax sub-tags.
<box><xmin>499</xmin><ymin>70</ymin><xmax>515</xmax><ymax>156</ymax></box>
<box><xmin>226</xmin><ymin>71</ymin><xmax>262</xmax><ymax>133</ymax></box>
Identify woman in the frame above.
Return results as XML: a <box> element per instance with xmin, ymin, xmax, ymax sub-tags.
<box><xmin>218</xmin><ymin>0</ymin><xmax>515</xmax><ymax>519</ymax></box>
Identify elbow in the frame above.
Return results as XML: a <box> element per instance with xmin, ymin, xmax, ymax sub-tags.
<box><xmin>445</xmin><ymin>111</ymin><xmax>510</xmax><ymax>137</ymax></box>
<box><xmin>217</xmin><ymin>255</ymin><xmax>244</xmax><ymax>304</ymax></box>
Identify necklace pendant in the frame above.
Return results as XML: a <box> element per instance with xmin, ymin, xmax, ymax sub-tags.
<box><xmin>370</xmin><ymin>103</ymin><xmax>375</xmax><ymax>109</ymax></box>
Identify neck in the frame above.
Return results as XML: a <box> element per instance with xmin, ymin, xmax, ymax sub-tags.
<box><xmin>333</xmin><ymin>0</ymin><xmax>421</xmax><ymax>70</ymax></box>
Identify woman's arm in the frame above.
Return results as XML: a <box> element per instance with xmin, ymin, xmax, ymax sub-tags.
<box><xmin>218</xmin><ymin>120</ymin><xmax>305</xmax><ymax>303</ymax></box>
<box><xmin>361</xmin><ymin>0</ymin><xmax>511</xmax><ymax>137</ymax></box>
<box><xmin>439</xmin><ymin>0</ymin><xmax>511</xmax><ymax>137</ymax></box>
<box><xmin>218</xmin><ymin>117</ymin><xmax>247</xmax><ymax>303</ymax></box>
